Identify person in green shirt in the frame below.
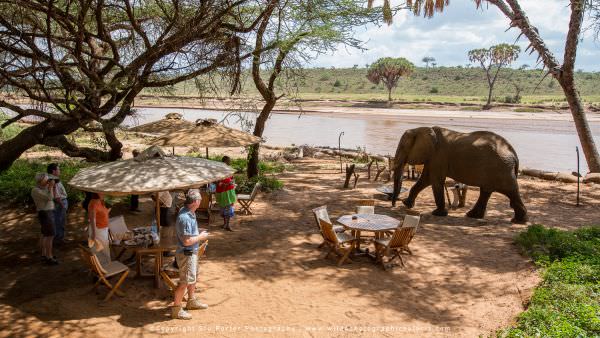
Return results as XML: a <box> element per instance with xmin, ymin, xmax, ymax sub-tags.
<box><xmin>215</xmin><ymin>156</ymin><xmax>237</xmax><ymax>232</ymax></box>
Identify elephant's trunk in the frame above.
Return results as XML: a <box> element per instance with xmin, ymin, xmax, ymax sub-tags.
<box><xmin>391</xmin><ymin>160</ymin><xmax>405</xmax><ymax>207</ymax></box>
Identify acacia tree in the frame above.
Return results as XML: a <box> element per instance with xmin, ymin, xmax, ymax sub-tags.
<box><xmin>468</xmin><ymin>43</ymin><xmax>520</xmax><ymax>108</ymax></box>
<box><xmin>246</xmin><ymin>0</ymin><xmax>377</xmax><ymax>178</ymax></box>
<box><xmin>422</xmin><ymin>56</ymin><xmax>435</xmax><ymax>68</ymax></box>
<box><xmin>369</xmin><ymin>0</ymin><xmax>600</xmax><ymax>173</ymax></box>
<box><xmin>0</xmin><ymin>0</ymin><xmax>273</xmax><ymax>172</ymax></box>
<box><xmin>366</xmin><ymin>57</ymin><xmax>415</xmax><ymax>102</ymax></box>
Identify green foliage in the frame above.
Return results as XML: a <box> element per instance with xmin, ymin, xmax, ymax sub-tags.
<box><xmin>164</xmin><ymin>67</ymin><xmax>600</xmax><ymax>104</ymax></box>
<box><xmin>234</xmin><ymin>174</ymin><xmax>283</xmax><ymax>194</ymax></box>
<box><xmin>333</xmin><ymin>79</ymin><xmax>342</xmax><ymax>87</ymax></box>
<box><xmin>499</xmin><ymin>225</ymin><xmax>600</xmax><ymax>337</ymax></box>
<box><xmin>0</xmin><ymin>159</ymin><xmax>90</xmax><ymax>206</ymax></box>
<box><xmin>204</xmin><ymin>154</ymin><xmax>286</xmax><ymax>175</ymax></box>
<box><xmin>0</xmin><ymin>113</ymin><xmax>24</xmax><ymax>141</ymax></box>
<box><xmin>429</xmin><ymin>87</ymin><xmax>439</xmax><ymax>94</ymax></box>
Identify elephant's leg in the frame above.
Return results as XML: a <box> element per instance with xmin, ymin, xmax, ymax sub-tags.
<box><xmin>403</xmin><ymin>168</ymin><xmax>430</xmax><ymax>209</ymax></box>
<box><xmin>466</xmin><ymin>190</ymin><xmax>492</xmax><ymax>219</ymax></box>
<box><xmin>504</xmin><ymin>189</ymin><xmax>528</xmax><ymax>224</ymax></box>
<box><xmin>431</xmin><ymin>181</ymin><xmax>448</xmax><ymax>217</ymax></box>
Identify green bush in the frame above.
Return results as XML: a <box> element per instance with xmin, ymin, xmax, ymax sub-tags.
<box><xmin>333</xmin><ymin>80</ymin><xmax>342</xmax><ymax>87</ymax></box>
<box><xmin>499</xmin><ymin>225</ymin><xmax>600</xmax><ymax>337</ymax></box>
<box><xmin>205</xmin><ymin>154</ymin><xmax>285</xmax><ymax>175</ymax></box>
<box><xmin>429</xmin><ymin>87</ymin><xmax>439</xmax><ymax>94</ymax></box>
<box><xmin>0</xmin><ymin>159</ymin><xmax>90</xmax><ymax>206</ymax></box>
<box><xmin>234</xmin><ymin>174</ymin><xmax>283</xmax><ymax>194</ymax></box>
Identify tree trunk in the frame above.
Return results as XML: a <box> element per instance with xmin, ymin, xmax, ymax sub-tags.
<box><xmin>486</xmin><ymin>83</ymin><xmax>493</xmax><ymax>107</ymax></box>
<box><xmin>387</xmin><ymin>86</ymin><xmax>392</xmax><ymax>102</ymax></box>
<box><xmin>247</xmin><ymin>99</ymin><xmax>276</xmax><ymax>178</ymax></box>
<box><xmin>0</xmin><ymin>120</ymin><xmax>79</xmax><ymax>172</ymax></box>
<box><xmin>559</xmin><ymin>80</ymin><xmax>600</xmax><ymax>172</ymax></box>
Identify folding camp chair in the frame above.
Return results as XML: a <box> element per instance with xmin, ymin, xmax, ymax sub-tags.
<box><xmin>355</xmin><ymin>199</ymin><xmax>376</xmax><ymax>214</ymax></box>
<box><xmin>196</xmin><ymin>191</ymin><xmax>212</xmax><ymax>224</ymax></box>
<box><xmin>318</xmin><ymin>218</ymin><xmax>356</xmax><ymax>266</ymax></box>
<box><xmin>160</xmin><ymin>240</ymin><xmax>209</xmax><ymax>293</ymax></box>
<box><xmin>238</xmin><ymin>182</ymin><xmax>261</xmax><ymax>215</ymax></box>
<box><xmin>374</xmin><ymin>215</ymin><xmax>420</xmax><ymax>270</ymax></box>
<box><xmin>311</xmin><ymin>206</ymin><xmax>345</xmax><ymax>248</ymax></box>
<box><xmin>79</xmin><ymin>244</ymin><xmax>130</xmax><ymax>301</ymax></box>
<box><xmin>108</xmin><ymin>215</ymin><xmax>134</xmax><ymax>260</ymax></box>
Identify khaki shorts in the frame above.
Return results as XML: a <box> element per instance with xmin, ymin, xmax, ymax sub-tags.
<box><xmin>175</xmin><ymin>252</ymin><xmax>198</xmax><ymax>284</ymax></box>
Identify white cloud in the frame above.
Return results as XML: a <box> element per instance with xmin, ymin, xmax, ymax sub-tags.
<box><xmin>312</xmin><ymin>0</ymin><xmax>600</xmax><ymax>70</ymax></box>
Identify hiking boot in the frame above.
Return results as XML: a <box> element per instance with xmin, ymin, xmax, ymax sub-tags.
<box><xmin>171</xmin><ymin>306</ymin><xmax>192</xmax><ymax>320</ymax></box>
<box><xmin>186</xmin><ymin>297</ymin><xmax>209</xmax><ymax>310</ymax></box>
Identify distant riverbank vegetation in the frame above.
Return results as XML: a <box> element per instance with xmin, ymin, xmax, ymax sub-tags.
<box><xmin>151</xmin><ymin>66</ymin><xmax>600</xmax><ymax>106</ymax></box>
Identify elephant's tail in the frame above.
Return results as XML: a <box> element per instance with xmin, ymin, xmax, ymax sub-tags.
<box><xmin>515</xmin><ymin>156</ymin><xmax>519</xmax><ymax>177</ymax></box>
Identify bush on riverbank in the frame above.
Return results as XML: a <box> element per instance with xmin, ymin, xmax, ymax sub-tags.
<box><xmin>499</xmin><ymin>225</ymin><xmax>600</xmax><ymax>337</ymax></box>
<box><xmin>0</xmin><ymin>159</ymin><xmax>90</xmax><ymax>206</ymax></box>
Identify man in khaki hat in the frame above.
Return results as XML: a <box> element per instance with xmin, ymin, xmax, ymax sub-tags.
<box><xmin>172</xmin><ymin>189</ymin><xmax>209</xmax><ymax>320</ymax></box>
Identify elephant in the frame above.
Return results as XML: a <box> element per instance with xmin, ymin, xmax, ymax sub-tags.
<box><xmin>391</xmin><ymin>126</ymin><xmax>527</xmax><ymax>223</ymax></box>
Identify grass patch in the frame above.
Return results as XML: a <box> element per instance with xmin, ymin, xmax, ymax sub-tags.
<box><xmin>0</xmin><ymin>113</ymin><xmax>25</xmax><ymax>141</ymax></box>
<box><xmin>0</xmin><ymin>159</ymin><xmax>90</xmax><ymax>206</ymax></box>
<box><xmin>459</xmin><ymin>106</ymin><xmax>482</xmax><ymax>111</ymax></box>
<box><xmin>498</xmin><ymin>225</ymin><xmax>600</xmax><ymax>337</ymax></box>
<box><xmin>514</xmin><ymin>107</ymin><xmax>545</xmax><ymax>113</ymax></box>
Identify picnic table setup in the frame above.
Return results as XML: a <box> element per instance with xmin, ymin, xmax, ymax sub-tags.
<box><xmin>69</xmin><ymin>145</ymin><xmax>236</xmax><ymax>290</ymax></box>
<box><xmin>312</xmin><ymin>199</ymin><xmax>420</xmax><ymax>270</ymax></box>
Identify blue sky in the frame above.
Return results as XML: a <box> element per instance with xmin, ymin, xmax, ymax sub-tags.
<box><xmin>313</xmin><ymin>0</ymin><xmax>600</xmax><ymax>70</ymax></box>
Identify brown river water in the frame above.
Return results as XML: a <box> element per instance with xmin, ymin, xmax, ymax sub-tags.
<box><xmin>127</xmin><ymin>107</ymin><xmax>600</xmax><ymax>173</ymax></box>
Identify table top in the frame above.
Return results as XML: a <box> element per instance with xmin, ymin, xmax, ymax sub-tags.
<box><xmin>376</xmin><ymin>185</ymin><xmax>408</xmax><ymax>195</ymax></box>
<box><xmin>337</xmin><ymin>214</ymin><xmax>400</xmax><ymax>232</ymax></box>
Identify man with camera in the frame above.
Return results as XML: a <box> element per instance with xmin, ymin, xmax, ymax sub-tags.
<box><xmin>172</xmin><ymin>189</ymin><xmax>209</xmax><ymax>320</ymax></box>
<box><xmin>31</xmin><ymin>173</ymin><xmax>58</xmax><ymax>265</ymax></box>
<box><xmin>47</xmin><ymin>163</ymin><xmax>68</xmax><ymax>245</ymax></box>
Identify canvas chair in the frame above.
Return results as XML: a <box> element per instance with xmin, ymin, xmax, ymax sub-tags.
<box><xmin>160</xmin><ymin>240</ymin><xmax>209</xmax><ymax>293</ymax></box>
<box><xmin>318</xmin><ymin>218</ymin><xmax>356</xmax><ymax>266</ymax></box>
<box><xmin>355</xmin><ymin>199</ymin><xmax>376</xmax><ymax>214</ymax></box>
<box><xmin>374</xmin><ymin>215</ymin><xmax>420</xmax><ymax>270</ymax></box>
<box><xmin>311</xmin><ymin>206</ymin><xmax>345</xmax><ymax>248</ymax></box>
<box><xmin>79</xmin><ymin>244</ymin><xmax>130</xmax><ymax>301</ymax></box>
<box><xmin>238</xmin><ymin>182</ymin><xmax>261</xmax><ymax>215</ymax></box>
<box><xmin>196</xmin><ymin>190</ymin><xmax>212</xmax><ymax>224</ymax></box>
<box><xmin>107</xmin><ymin>215</ymin><xmax>134</xmax><ymax>260</ymax></box>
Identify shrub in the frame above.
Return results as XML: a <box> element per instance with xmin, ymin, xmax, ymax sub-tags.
<box><xmin>234</xmin><ymin>174</ymin><xmax>283</xmax><ymax>194</ymax></box>
<box><xmin>429</xmin><ymin>87</ymin><xmax>439</xmax><ymax>94</ymax></box>
<box><xmin>454</xmin><ymin>75</ymin><xmax>461</xmax><ymax>81</ymax></box>
<box><xmin>0</xmin><ymin>159</ymin><xmax>90</xmax><ymax>206</ymax></box>
<box><xmin>333</xmin><ymin>80</ymin><xmax>342</xmax><ymax>87</ymax></box>
<box><xmin>499</xmin><ymin>225</ymin><xmax>600</xmax><ymax>337</ymax></box>
<box><xmin>319</xmin><ymin>74</ymin><xmax>330</xmax><ymax>81</ymax></box>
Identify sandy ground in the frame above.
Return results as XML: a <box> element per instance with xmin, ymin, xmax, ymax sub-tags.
<box><xmin>1</xmin><ymin>157</ymin><xmax>599</xmax><ymax>338</ymax></box>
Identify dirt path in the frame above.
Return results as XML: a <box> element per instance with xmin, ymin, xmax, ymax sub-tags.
<box><xmin>1</xmin><ymin>158</ymin><xmax>599</xmax><ymax>337</ymax></box>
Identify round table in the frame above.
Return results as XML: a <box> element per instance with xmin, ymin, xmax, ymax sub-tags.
<box><xmin>376</xmin><ymin>186</ymin><xmax>408</xmax><ymax>200</ymax></box>
<box><xmin>337</xmin><ymin>214</ymin><xmax>401</xmax><ymax>253</ymax></box>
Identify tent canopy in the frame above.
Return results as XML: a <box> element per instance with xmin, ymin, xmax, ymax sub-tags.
<box><xmin>151</xmin><ymin>118</ymin><xmax>262</xmax><ymax>148</ymax></box>
<box><xmin>129</xmin><ymin>112</ymin><xmax>194</xmax><ymax>135</ymax></box>
<box><xmin>68</xmin><ymin>151</ymin><xmax>234</xmax><ymax>196</ymax></box>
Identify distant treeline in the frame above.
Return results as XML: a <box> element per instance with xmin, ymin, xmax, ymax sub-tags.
<box><xmin>153</xmin><ymin>67</ymin><xmax>600</xmax><ymax>103</ymax></box>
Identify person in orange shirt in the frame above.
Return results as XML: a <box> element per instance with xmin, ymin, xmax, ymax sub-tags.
<box><xmin>87</xmin><ymin>193</ymin><xmax>112</xmax><ymax>264</ymax></box>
